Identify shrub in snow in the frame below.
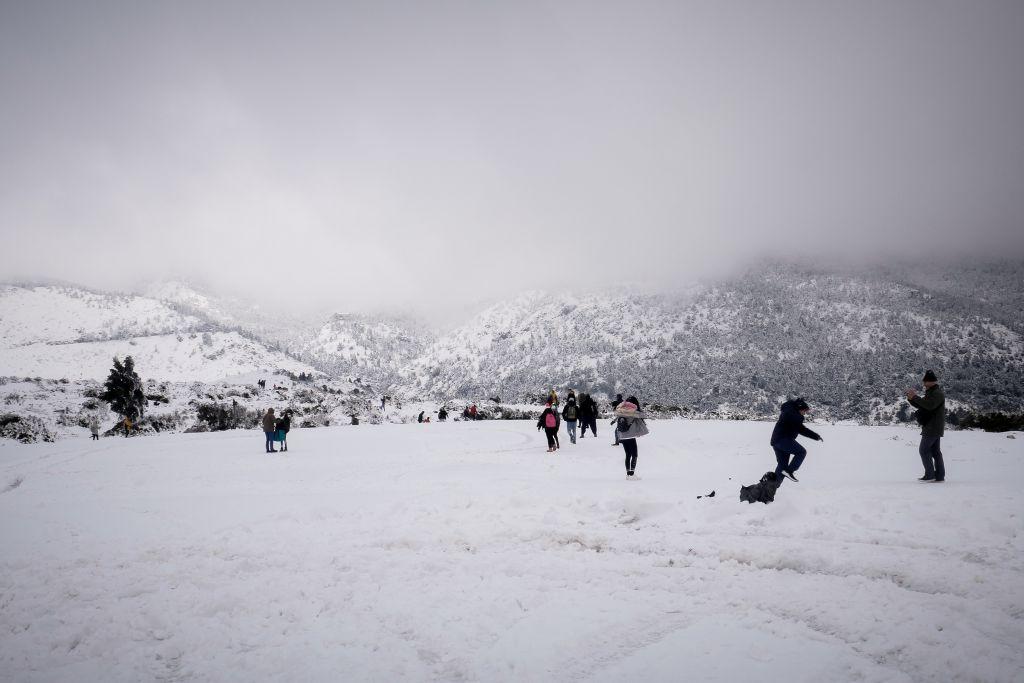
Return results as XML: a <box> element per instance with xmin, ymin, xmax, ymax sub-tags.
<box><xmin>0</xmin><ymin>414</ymin><xmax>55</xmax><ymax>443</ymax></box>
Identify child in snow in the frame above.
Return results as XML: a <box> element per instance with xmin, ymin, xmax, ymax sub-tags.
<box><xmin>614</xmin><ymin>397</ymin><xmax>649</xmax><ymax>477</ymax></box>
<box><xmin>537</xmin><ymin>402</ymin><xmax>561</xmax><ymax>452</ymax></box>
<box><xmin>770</xmin><ymin>398</ymin><xmax>823</xmax><ymax>482</ymax></box>
<box><xmin>276</xmin><ymin>411</ymin><xmax>291</xmax><ymax>452</ymax></box>
<box><xmin>89</xmin><ymin>416</ymin><xmax>100</xmax><ymax>440</ymax></box>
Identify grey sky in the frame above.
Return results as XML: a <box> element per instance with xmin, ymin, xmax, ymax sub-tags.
<box><xmin>2</xmin><ymin>0</ymin><xmax>1022</xmax><ymax>315</ymax></box>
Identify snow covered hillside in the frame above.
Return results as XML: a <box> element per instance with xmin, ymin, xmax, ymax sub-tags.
<box><xmin>399</xmin><ymin>263</ymin><xmax>1024</xmax><ymax>420</ymax></box>
<box><xmin>290</xmin><ymin>313</ymin><xmax>429</xmax><ymax>384</ymax></box>
<box><xmin>3</xmin><ymin>261</ymin><xmax>1023</xmax><ymax>424</ymax></box>
<box><xmin>1</xmin><ymin>421</ymin><xmax>1021</xmax><ymax>681</ymax></box>
<box><xmin>0</xmin><ymin>285</ymin><xmax>317</xmax><ymax>383</ymax></box>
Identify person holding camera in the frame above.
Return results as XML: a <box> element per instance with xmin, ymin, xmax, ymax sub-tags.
<box><xmin>906</xmin><ymin>370</ymin><xmax>946</xmax><ymax>482</ymax></box>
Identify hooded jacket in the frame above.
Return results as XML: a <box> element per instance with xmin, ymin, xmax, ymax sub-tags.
<box><xmin>262</xmin><ymin>411</ymin><xmax>276</xmax><ymax>432</ymax></box>
<box><xmin>770</xmin><ymin>400</ymin><xmax>821</xmax><ymax>445</ymax></box>
<box><xmin>614</xmin><ymin>401</ymin><xmax>649</xmax><ymax>440</ymax></box>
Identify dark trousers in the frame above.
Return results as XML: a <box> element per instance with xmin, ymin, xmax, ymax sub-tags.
<box><xmin>773</xmin><ymin>439</ymin><xmax>806</xmax><ymax>479</ymax></box>
<box><xmin>544</xmin><ymin>427</ymin><xmax>558</xmax><ymax>448</ymax></box>
<box><xmin>583</xmin><ymin>417</ymin><xmax>596</xmax><ymax>437</ymax></box>
<box><xmin>919</xmin><ymin>436</ymin><xmax>945</xmax><ymax>480</ymax></box>
<box><xmin>622</xmin><ymin>438</ymin><xmax>638</xmax><ymax>473</ymax></box>
<box><xmin>265</xmin><ymin>431</ymin><xmax>276</xmax><ymax>452</ymax></box>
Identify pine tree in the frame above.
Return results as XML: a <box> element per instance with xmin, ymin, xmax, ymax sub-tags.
<box><xmin>100</xmin><ymin>356</ymin><xmax>146</xmax><ymax>422</ymax></box>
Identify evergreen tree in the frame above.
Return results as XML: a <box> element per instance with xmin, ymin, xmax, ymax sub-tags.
<box><xmin>100</xmin><ymin>356</ymin><xmax>146</xmax><ymax>422</ymax></box>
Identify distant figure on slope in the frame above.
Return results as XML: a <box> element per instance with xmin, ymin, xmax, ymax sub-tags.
<box><xmin>262</xmin><ymin>408</ymin><xmax>278</xmax><ymax>453</ymax></box>
<box><xmin>122</xmin><ymin>416</ymin><xmax>132</xmax><ymax>438</ymax></box>
<box><xmin>418</xmin><ymin>411</ymin><xmax>425</xmax><ymax>423</ymax></box>
<box><xmin>615</xmin><ymin>396</ymin><xmax>649</xmax><ymax>478</ymax></box>
<box><xmin>611</xmin><ymin>393</ymin><xmax>624</xmax><ymax>446</ymax></box>
<box><xmin>562</xmin><ymin>395</ymin><xmax>579</xmax><ymax>444</ymax></box>
<box><xmin>438</xmin><ymin>407</ymin><xmax>448</xmax><ymax>422</ymax></box>
<box><xmin>89</xmin><ymin>416</ymin><xmax>100</xmax><ymax>440</ymax></box>
<box><xmin>276</xmin><ymin>411</ymin><xmax>291</xmax><ymax>452</ymax></box>
<box><xmin>906</xmin><ymin>370</ymin><xmax>946</xmax><ymax>482</ymax></box>
<box><xmin>469</xmin><ymin>404</ymin><xmax>478</xmax><ymax>420</ymax></box>
<box><xmin>537</xmin><ymin>401</ymin><xmax>561</xmax><ymax>452</ymax></box>
<box><xmin>381</xmin><ymin>396</ymin><xmax>387</xmax><ymax>410</ymax></box>
<box><xmin>770</xmin><ymin>398</ymin><xmax>822</xmax><ymax>483</ymax></box>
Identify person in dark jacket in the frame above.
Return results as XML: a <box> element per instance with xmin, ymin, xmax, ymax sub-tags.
<box><xmin>906</xmin><ymin>370</ymin><xmax>946</xmax><ymax>482</ymax></box>
<box><xmin>262</xmin><ymin>408</ymin><xmax>277</xmax><ymax>453</ymax></box>
<box><xmin>611</xmin><ymin>394</ymin><xmax>624</xmax><ymax>446</ymax></box>
<box><xmin>276</xmin><ymin>411</ymin><xmax>291</xmax><ymax>452</ymax></box>
<box><xmin>562</xmin><ymin>396</ymin><xmax>579</xmax><ymax>444</ymax></box>
<box><xmin>537</xmin><ymin>402</ymin><xmax>561</xmax><ymax>452</ymax></box>
<box><xmin>438</xmin><ymin>407</ymin><xmax>448</xmax><ymax>421</ymax></box>
<box><xmin>418</xmin><ymin>411</ymin><xmax>425</xmax><ymax>423</ymax></box>
<box><xmin>770</xmin><ymin>398</ymin><xmax>822</xmax><ymax>482</ymax></box>
<box><xmin>577</xmin><ymin>394</ymin><xmax>597</xmax><ymax>438</ymax></box>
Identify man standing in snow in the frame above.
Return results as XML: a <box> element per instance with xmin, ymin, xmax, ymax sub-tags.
<box><xmin>906</xmin><ymin>370</ymin><xmax>946</xmax><ymax>482</ymax></box>
<box><xmin>771</xmin><ymin>398</ymin><xmax>823</xmax><ymax>483</ymax></box>
<box><xmin>262</xmin><ymin>408</ymin><xmax>277</xmax><ymax>453</ymax></box>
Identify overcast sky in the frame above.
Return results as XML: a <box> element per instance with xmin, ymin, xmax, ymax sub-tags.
<box><xmin>1</xmin><ymin>0</ymin><xmax>1022</xmax><ymax>315</ymax></box>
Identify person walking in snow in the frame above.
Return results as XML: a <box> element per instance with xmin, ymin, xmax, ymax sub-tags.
<box><xmin>262</xmin><ymin>408</ymin><xmax>278</xmax><ymax>453</ymax></box>
<box><xmin>615</xmin><ymin>396</ymin><xmax>649</xmax><ymax>478</ymax></box>
<box><xmin>122</xmin><ymin>416</ymin><xmax>132</xmax><ymax>437</ymax></box>
<box><xmin>438</xmin><ymin>407</ymin><xmax>448</xmax><ymax>422</ymax></box>
<box><xmin>906</xmin><ymin>370</ymin><xmax>946</xmax><ymax>482</ymax></box>
<box><xmin>578</xmin><ymin>393</ymin><xmax>598</xmax><ymax>439</ymax></box>
<box><xmin>770</xmin><ymin>398</ymin><xmax>823</xmax><ymax>483</ymax></box>
<box><xmin>562</xmin><ymin>395</ymin><xmax>580</xmax><ymax>444</ymax></box>
<box><xmin>418</xmin><ymin>411</ymin><xmax>425</xmax><ymax>423</ymax></box>
<box><xmin>89</xmin><ymin>416</ymin><xmax>100</xmax><ymax>440</ymax></box>
<box><xmin>537</xmin><ymin>401</ymin><xmax>561</xmax><ymax>452</ymax></box>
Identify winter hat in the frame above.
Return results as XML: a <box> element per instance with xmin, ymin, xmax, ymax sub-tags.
<box><xmin>793</xmin><ymin>398</ymin><xmax>810</xmax><ymax>411</ymax></box>
<box><xmin>922</xmin><ymin>370</ymin><xmax>938</xmax><ymax>383</ymax></box>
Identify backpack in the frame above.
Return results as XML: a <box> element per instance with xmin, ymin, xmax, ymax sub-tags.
<box><xmin>565</xmin><ymin>404</ymin><xmax>577</xmax><ymax>420</ymax></box>
<box><xmin>545</xmin><ymin>412</ymin><xmax>557</xmax><ymax>429</ymax></box>
<box><xmin>740</xmin><ymin>472</ymin><xmax>782</xmax><ymax>504</ymax></box>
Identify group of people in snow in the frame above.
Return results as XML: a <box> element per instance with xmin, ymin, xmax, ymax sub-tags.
<box><xmin>537</xmin><ymin>389</ymin><xmax>649</xmax><ymax>478</ymax></box>
<box><xmin>261</xmin><ymin>408</ymin><xmax>292</xmax><ymax>453</ymax></box>
<box><xmin>536</xmin><ymin>369</ymin><xmax>948</xmax><ymax>485</ymax></box>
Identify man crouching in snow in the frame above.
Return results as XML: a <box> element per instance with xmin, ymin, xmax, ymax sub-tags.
<box><xmin>771</xmin><ymin>398</ymin><xmax>823</xmax><ymax>483</ymax></box>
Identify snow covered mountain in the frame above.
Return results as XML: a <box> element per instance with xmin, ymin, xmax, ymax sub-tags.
<box><xmin>2</xmin><ymin>261</ymin><xmax>1022</xmax><ymax>422</ymax></box>
<box><xmin>0</xmin><ymin>284</ymin><xmax>316</xmax><ymax>382</ymax></box>
<box><xmin>290</xmin><ymin>313</ymin><xmax>430</xmax><ymax>384</ymax></box>
<box><xmin>396</xmin><ymin>262</ymin><xmax>1024</xmax><ymax>421</ymax></box>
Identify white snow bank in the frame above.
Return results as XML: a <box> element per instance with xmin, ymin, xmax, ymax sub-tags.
<box><xmin>0</xmin><ymin>421</ymin><xmax>1022</xmax><ymax>681</ymax></box>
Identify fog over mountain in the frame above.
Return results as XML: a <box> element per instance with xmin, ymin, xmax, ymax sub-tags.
<box><xmin>2</xmin><ymin>1</ymin><xmax>1023</xmax><ymax>316</ymax></box>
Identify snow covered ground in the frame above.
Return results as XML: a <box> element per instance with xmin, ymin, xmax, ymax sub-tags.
<box><xmin>1</xmin><ymin>420</ymin><xmax>1022</xmax><ymax>682</ymax></box>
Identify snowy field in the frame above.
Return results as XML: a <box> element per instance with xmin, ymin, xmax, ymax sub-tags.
<box><xmin>1</xmin><ymin>420</ymin><xmax>1022</xmax><ymax>682</ymax></box>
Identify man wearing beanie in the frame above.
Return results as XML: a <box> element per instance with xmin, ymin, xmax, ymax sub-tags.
<box><xmin>906</xmin><ymin>370</ymin><xmax>946</xmax><ymax>482</ymax></box>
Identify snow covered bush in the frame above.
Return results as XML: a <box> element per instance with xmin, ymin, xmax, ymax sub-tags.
<box><xmin>0</xmin><ymin>413</ymin><xmax>55</xmax><ymax>443</ymax></box>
